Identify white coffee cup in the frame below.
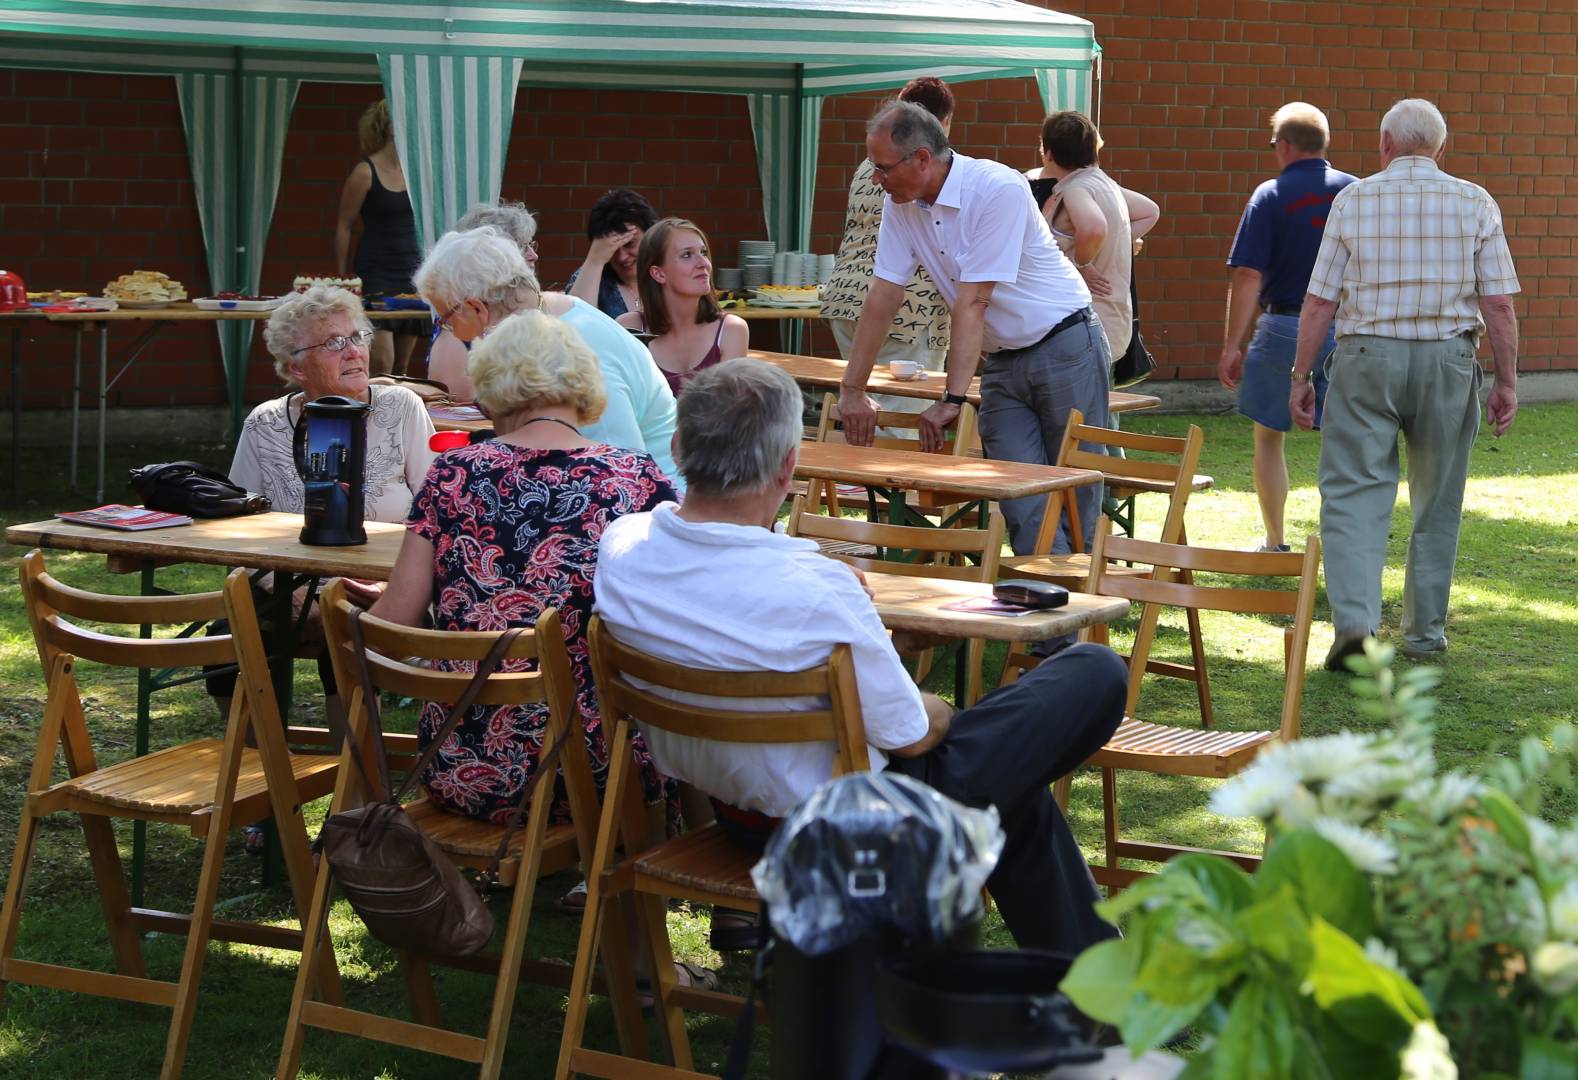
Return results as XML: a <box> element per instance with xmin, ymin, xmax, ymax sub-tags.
<box><xmin>888</xmin><ymin>359</ymin><xmax>921</xmax><ymax>381</ymax></box>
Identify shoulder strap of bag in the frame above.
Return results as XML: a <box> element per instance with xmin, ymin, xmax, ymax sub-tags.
<box><xmin>347</xmin><ymin>610</ymin><xmax>523</xmax><ymax>803</ymax></box>
<box><xmin>346</xmin><ymin>609</ymin><xmax>575</xmax><ymax>889</ymax></box>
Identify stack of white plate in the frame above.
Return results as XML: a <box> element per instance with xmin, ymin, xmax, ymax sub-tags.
<box><xmin>740</xmin><ymin>239</ymin><xmax>776</xmax><ymax>288</ymax></box>
<box><xmin>817</xmin><ymin>253</ymin><xmax>836</xmax><ymax>284</ymax></box>
<box><xmin>715</xmin><ymin>267</ymin><xmax>744</xmax><ymax>290</ymax></box>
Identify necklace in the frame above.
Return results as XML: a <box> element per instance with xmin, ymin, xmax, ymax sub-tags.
<box><xmin>518</xmin><ymin>416</ymin><xmax>581</xmax><ymax>435</ymax></box>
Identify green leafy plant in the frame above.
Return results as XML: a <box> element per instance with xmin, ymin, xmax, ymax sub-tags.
<box><xmin>1063</xmin><ymin>640</ymin><xmax>1578</xmax><ymax>1078</ymax></box>
<box><xmin>1061</xmin><ymin>831</ymin><xmax>1450</xmax><ymax>1079</ymax></box>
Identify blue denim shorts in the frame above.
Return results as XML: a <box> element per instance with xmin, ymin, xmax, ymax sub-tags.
<box><xmin>1237</xmin><ymin>312</ymin><xmax>1333</xmax><ymax>432</ymax></box>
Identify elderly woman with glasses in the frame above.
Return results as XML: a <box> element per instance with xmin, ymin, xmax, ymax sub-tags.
<box><xmin>210</xmin><ymin>287</ymin><xmax>436</xmax><ymax>844</ymax></box>
<box><xmin>417</xmin><ymin>225</ymin><xmax>683</xmax><ymax>491</ymax></box>
<box><xmin>228</xmin><ymin>284</ymin><xmax>436</xmax><ymax>521</ymax></box>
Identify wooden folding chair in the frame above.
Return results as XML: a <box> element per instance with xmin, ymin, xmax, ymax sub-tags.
<box><xmin>1069</xmin><ymin>520</ymin><xmax>1320</xmax><ymax>890</ymax></box>
<box><xmin>998</xmin><ymin>412</ymin><xmax>1215</xmax><ymax>725</ymax></box>
<box><xmin>0</xmin><ymin>552</ymin><xmax>340</xmax><ymax>1080</ymax></box>
<box><xmin>787</xmin><ymin>494</ymin><xmax>1006</xmax><ymax>706</ymax></box>
<box><xmin>277</xmin><ymin>580</ymin><xmax>641</xmax><ymax>1079</ymax></box>
<box><xmin>556</xmin><ymin>615</ymin><xmax>870</xmax><ymax>1080</ymax></box>
<box><xmin>804</xmin><ymin>390</ymin><xmax>981</xmax><ymax>525</ymax></box>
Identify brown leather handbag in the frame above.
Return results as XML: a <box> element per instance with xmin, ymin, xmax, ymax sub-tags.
<box><xmin>318</xmin><ymin>613</ymin><xmax>564</xmax><ymax>960</ymax></box>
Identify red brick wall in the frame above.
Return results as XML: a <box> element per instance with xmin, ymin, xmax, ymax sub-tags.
<box><xmin>1021</xmin><ymin>0</ymin><xmax>1578</xmax><ymax>378</ymax></box>
<box><xmin>3</xmin><ymin>0</ymin><xmax>1572</xmax><ymax>411</ymax></box>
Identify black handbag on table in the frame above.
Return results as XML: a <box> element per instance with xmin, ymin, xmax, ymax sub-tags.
<box><xmin>128</xmin><ymin>460</ymin><xmax>271</xmax><ymax>518</ymax></box>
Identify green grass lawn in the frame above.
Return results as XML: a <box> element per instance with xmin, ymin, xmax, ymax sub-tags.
<box><xmin>1</xmin><ymin>405</ymin><xmax>1575</xmax><ymax>1078</ymax></box>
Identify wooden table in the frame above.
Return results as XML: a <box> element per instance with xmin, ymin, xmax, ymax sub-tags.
<box><xmin>733</xmin><ymin>305</ymin><xmax>822</xmax><ymax>322</ymax></box>
<box><xmin>750</xmin><ymin>348</ymin><xmax>1160</xmax><ymax>413</ymax></box>
<box><xmin>427</xmin><ymin>406</ymin><xmax>491</xmax><ymax>434</ymax></box>
<box><xmin>4</xmin><ymin>511</ymin><xmax>1124</xmax><ymax>649</ymax></box>
<box><xmin>865</xmin><ymin>570</ymin><xmax>1126</xmax><ymax>643</ymax></box>
<box><xmin>796</xmin><ymin>441</ymin><xmax>1098</xmax><ymax>502</ymax></box>
<box><xmin>39</xmin><ymin>304</ymin><xmax>416</xmax><ymax>504</ymax></box>
<box><xmin>5</xmin><ymin>511</ymin><xmax>1130</xmax><ymax>884</ymax></box>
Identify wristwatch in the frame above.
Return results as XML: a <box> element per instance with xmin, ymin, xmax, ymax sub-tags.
<box><xmin>1290</xmin><ymin>370</ymin><xmax>1312</xmax><ymax>384</ymax></box>
<box><xmin>942</xmin><ymin>391</ymin><xmax>969</xmax><ymax>406</ymax></box>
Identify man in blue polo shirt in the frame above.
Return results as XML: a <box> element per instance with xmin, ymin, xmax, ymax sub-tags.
<box><xmin>1218</xmin><ymin>103</ymin><xmax>1356</xmax><ymax>552</ymax></box>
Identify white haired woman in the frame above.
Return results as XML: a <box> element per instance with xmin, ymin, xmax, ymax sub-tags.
<box><xmin>211</xmin><ymin>286</ymin><xmax>435</xmax><ymax>850</ymax></box>
<box><xmin>371</xmin><ymin>310</ymin><xmax>682</xmax><ymax>836</ymax></box>
<box><xmin>229</xmin><ymin>284</ymin><xmax>435</xmax><ymax>519</ymax></box>
<box><xmin>417</xmin><ymin>224</ymin><xmax>683</xmax><ymax>490</ymax></box>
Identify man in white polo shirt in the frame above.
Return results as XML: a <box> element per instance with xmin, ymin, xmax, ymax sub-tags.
<box><xmin>595</xmin><ymin>358</ymin><xmax>1127</xmax><ymax>955</ymax></box>
<box><xmin>837</xmin><ymin>100</ymin><xmax>1112</xmax><ymax>556</ymax></box>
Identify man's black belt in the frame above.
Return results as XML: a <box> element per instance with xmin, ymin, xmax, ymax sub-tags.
<box><xmin>1262</xmin><ymin>303</ymin><xmax>1302</xmax><ymax>316</ymax></box>
<box><xmin>998</xmin><ymin>306</ymin><xmax>1091</xmax><ymax>354</ymax></box>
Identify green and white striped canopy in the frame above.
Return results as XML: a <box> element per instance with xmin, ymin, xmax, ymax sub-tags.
<box><xmin>1</xmin><ymin>0</ymin><xmax>1097</xmax><ymax>413</ymax></box>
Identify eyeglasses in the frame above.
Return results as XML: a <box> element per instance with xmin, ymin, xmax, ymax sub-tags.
<box><xmin>290</xmin><ymin>328</ymin><xmax>374</xmax><ymax>356</ymax></box>
<box><xmin>871</xmin><ymin>149</ymin><xmax>918</xmax><ymax>178</ymax></box>
<box><xmin>435</xmin><ymin>298</ymin><xmax>472</xmax><ymax>335</ymax></box>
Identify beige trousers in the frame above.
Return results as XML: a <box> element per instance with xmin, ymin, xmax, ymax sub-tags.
<box><xmin>1317</xmin><ymin>333</ymin><xmax>1483</xmax><ymax>650</ymax></box>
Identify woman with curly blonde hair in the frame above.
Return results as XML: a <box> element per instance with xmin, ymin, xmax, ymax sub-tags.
<box><xmin>372</xmin><ymin>310</ymin><xmax>679</xmax><ymax>827</ymax></box>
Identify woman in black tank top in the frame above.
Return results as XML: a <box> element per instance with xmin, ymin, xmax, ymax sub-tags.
<box><xmin>335</xmin><ymin>99</ymin><xmax>425</xmax><ymax>376</ymax></box>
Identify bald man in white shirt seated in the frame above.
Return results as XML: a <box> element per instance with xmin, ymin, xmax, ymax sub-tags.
<box><xmin>594</xmin><ymin>358</ymin><xmax>1126</xmax><ymax>956</ymax></box>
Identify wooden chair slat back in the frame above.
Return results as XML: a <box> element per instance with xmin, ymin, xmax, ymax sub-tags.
<box><xmin>1055</xmin><ymin>410</ymin><xmax>1204</xmax><ymax>488</ymax></box>
<box><xmin>821</xmin><ymin>392</ymin><xmax>979</xmax><ymax>457</ymax></box>
<box><xmin>1089</xmin><ymin>570</ymin><xmax>1300</xmax><ymax>617</ymax></box>
<box><xmin>320</xmin><ymin>585</ymin><xmax>556</xmax><ymax>708</ymax></box>
<box><xmin>788</xmin><ymin>498</ymin><xmax>1005</xmax><ymax>583</ymax></box>
<box><xmin>21</xmin><ymin>550</ymin><xmax>236</xmax><ymax>670</ymax></box>
<box><xmin>319</xmin><ymin>581</ymin><xmax>586</xmax><ymax>813</ymax></box>
<box><xmin>1100</xmin><ymin>530</ymin><xmax>1305</xmax><ymax>577</ymax></box>
<box><xmin>1085</xmin><ymin>520</ymin><xmax>1321</xmax><ymax>738</ymax></box>
<box><xmin>825</xmin><ymin>554</ymin><xmax>985</xmax><ymax>582</ymax></box>
<box><xmin>589</xmin><ymin>616</ymin><xmax>869</xmax><ymax>777</ymax></box>
<box><xmin>29</xmin><ymin>565</ymin><xmax>227</xmax><ymax>624</ymax></box>
<box><xmin>1030</xmin><ymin>414</ymin><xmax>1204</xmax><ymax>557</ymax></box>
<box><xmin>789</xmin><ymin>500</ymin><xmax>998</xmax><ymax>554</ymax></box>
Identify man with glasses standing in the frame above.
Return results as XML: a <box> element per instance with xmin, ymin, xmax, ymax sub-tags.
<box><xmin>838</xmin><ymin>100</ymin><xmax>1108</xmax><ymax>559</ymax></box>
<box><xmin>1218</xmin><ymin>102</ymin><xmax>1356</xmax><ymax>554</ymax></box>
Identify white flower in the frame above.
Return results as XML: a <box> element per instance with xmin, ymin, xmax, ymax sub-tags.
<box><xmin>1210</xmin><ymin>757</ymin><xmax>1302</xmax><ymax>821</ymax></box>
<box><xmin>1313</xmin><ymin>819</ymin><xmax>1399</xmax><ymax>875</ymax></box>
<box><xmin>1400</xmin><ymin>1021</ymin><xmax>1457</xmax><ymax>1080</ymax></box>
<box><xmin>1550</xmin><ymin>879</ymin><xmax>1578</xmax><ymax>941</ymax></box>
<box><xmin>1364</xmin><ymin>937</ymin><xmax>1403</xmax><ymax>975</ymax></box>
<box><xmin>1324</xmin><ymin>760</ymin><xmax>1424</xmax><ymax>803</ymax></box>
<box><xmin>1529</xmin><ymin>820</ymin><xmax>1578</xmax><ymax>874</ymax></box>
<box><xmin>1270</xmin><ymin>732</ymin><xmax>1377</xmax><ymax>783</ymax></box>
<box><xmin>1408</xmin><ymin>771</ymin><xmax>1483</xmax><ymax>823</ymax></box>
<box><xmin>1511</xmin><ymin>876</ymin><xmax>1549</xmax><ymax>947</ymax></box>
<box><xmin>1531</xmin><ymin>941</ymin><xmax>1578</xmax><ymax>995</ymax></box>
<box><xmin>1275</xmin><ymin>783</ymin><xmax>1321</xmax><ymax>829</ymax></box>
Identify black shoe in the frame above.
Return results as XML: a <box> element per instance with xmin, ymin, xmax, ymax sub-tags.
<box><xmin>1323</xmin><ymin>634</ymin><xmax>1370</xmax><ymax>674</ymax></box>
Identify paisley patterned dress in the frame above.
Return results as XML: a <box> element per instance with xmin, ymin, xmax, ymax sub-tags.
<box><xmin>406</xmin><ymin>440</ymin><xmax>678</xmax><ymax>823</ymax></box>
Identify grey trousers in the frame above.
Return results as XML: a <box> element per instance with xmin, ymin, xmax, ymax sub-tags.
<box><xmin>1317</xmin><ymin>333</ymin><xmax>1483</xmax><ymax>649</ymax></box>
<box><xmin>977</xmin><ymin>308</ymin><xmax>1113</xmax><ymax>555</ymax></box>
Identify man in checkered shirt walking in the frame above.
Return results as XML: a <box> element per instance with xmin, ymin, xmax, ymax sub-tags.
<box><xmin>1288</xmin><ymin>98</ymin><xmax>1520</xmax><ymax>672</ymax></box>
